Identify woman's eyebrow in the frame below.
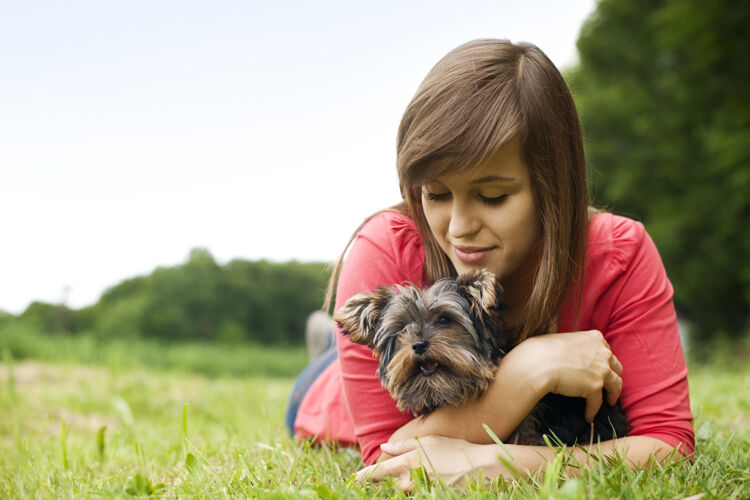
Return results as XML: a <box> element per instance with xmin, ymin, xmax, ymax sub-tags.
<box><xmin>471</xmin><ymin>176</ymin><xmax>516</xmax><ymax>184</ymax></box>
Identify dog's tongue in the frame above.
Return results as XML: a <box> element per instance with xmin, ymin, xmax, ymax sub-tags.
<box><xmin>420</xmin><ymin>361</ymin><xmax>438</xmax><ymax>375</ymax></box>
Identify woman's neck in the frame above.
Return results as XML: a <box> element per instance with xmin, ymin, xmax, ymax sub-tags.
<box><xmin>499</xmin><ymin>249</ymin><xmax>540</xmax><ymax>330</ymax></box>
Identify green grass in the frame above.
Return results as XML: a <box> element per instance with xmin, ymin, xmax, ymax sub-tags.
<box><xmin>0</xmin><ymin>335</ymin><xmax>748</xmax><ymax>498</ymax></box>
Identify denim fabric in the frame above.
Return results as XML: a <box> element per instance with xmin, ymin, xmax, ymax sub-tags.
<box><xmin>285</xmin><ymin>344</ymin><xmax>338</xmax><ymax>435</ymax></box>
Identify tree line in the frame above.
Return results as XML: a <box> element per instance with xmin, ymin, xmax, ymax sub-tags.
<box><xmin>1</xmin><ymin>248</ymin><xmax>329</xmax><ymax>346</ymax></box>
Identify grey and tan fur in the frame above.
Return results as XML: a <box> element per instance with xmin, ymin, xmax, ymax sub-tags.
<box><xmin>334</xmin><ymin>269</ymin><xmax>628</xmax><ymax>446</ymax></box>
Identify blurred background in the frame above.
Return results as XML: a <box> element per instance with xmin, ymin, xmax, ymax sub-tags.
<box><xmin>1</xmin><ymin>0</ymin><xmax>748</xmax><ymax>375</ymax></box>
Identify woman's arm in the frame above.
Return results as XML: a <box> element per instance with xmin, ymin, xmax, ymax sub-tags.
<box><xmin>381</xmin><ymin>330</ymin><xmax>623</xmax><ymax>455</ymax></box>
<box><xmin>368</xmin><ymin>217</ymin><xmax>693</xmax><ymax>486</ymax></box>
<box><xmin>334</xmin><ymin>212</ymin><xmax>426</xmax><ymax>464</ymax></box>
<box><xmin>361</xmin><ymin>434</ymin><xmax>678</xmax><ymax>491</ymax></box>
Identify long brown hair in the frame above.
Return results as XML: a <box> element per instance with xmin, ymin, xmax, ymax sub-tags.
<box><xmin>327</xmin><ymin>39</ymin><xmax>589</xmax><ymax>339</ymax></box>
<box><xmin>397</xmin><ymin>39</ymin><xmax>589</xmax><ymax>339</ymax></box>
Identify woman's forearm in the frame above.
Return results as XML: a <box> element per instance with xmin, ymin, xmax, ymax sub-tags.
<box><xmin>388</xmin><ymin>345</ymin><xmax>548</xmax><ymax>445</ymax></box>
<box><xmin>367</xmin><ymin>434</ymin><xmax>681</xmax><ymax>488</ymax></box>
<box><xmin>386</xmin><ymin>330</ymin><xmax>625</xmax><ymax>453</ymax></box>
<box><xmin>486</xmin><ymin>435</ymin><xmax>679</xmax><ymax>480</ymax></box>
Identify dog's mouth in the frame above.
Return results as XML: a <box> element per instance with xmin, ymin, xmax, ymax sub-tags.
<box><xmin>418</xmin><ymin>360</ymin><xmax>439</xmax><ymax>375</ymax></box>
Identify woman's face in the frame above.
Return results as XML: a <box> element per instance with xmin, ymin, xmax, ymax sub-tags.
<box><xmin>421</xmin><ymin>139</ymin><xmax>541</xmax><ymax>286</ymax></box>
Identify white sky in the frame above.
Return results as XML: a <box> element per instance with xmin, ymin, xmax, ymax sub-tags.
<box><xmin>1</xmin><ymin>0</ymin><xmax>597</xmax><ymax>314</ymax></box>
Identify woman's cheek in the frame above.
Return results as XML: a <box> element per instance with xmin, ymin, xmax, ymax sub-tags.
<box><xmin>424</xmin><ymin>206</ymin><xmax>450</xmax><ymax>246</ymax></box>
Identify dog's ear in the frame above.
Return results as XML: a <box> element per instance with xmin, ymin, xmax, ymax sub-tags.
<box><xmin>333</xmin><ymin>286</ymin><xmax>397</xmax><ymax>348</ymax></box>
<box><xmin>457</xmin><ymin>270</ymin><xmax>506</xmax><ymax>360</ymax></box>
<box><xmin>456</xmin><ymin>269</ymin><xmax>503</xmax><ymax>317</ymax></box>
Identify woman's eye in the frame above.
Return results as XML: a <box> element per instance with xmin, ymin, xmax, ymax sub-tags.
<box><xmin>480</xmin><ymin>194</ymin><xmax>509</xmax><ymax>206</ymax></box>
<box><xmin>424</xmin><ymin>191</ymin><xmax>452</xmax><ymax>202</ymax></box>
<box><xmin>437</xmin><ymin>316</ymin><xmax>451</xmax><ymax>325</ymax></box>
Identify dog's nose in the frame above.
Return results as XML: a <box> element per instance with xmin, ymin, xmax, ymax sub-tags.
<box><xmin>412</xmin><ymin>340</ymin><xmax>429</xmax><ymax>355</ymax></box>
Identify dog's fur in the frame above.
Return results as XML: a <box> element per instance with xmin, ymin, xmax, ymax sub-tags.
<box><xmin>334</xmin><ymin>269</ymin><xmax>628</xmax><ymax>446</ymax></box>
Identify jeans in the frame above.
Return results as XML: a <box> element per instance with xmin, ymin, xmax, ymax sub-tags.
<box><xmin>285</xmin><ymin>339</ymin><xmax>338</xmax><ymax>435</ymax></box>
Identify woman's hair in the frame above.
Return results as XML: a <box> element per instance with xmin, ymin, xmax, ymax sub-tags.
<box><xmin>397</xmin><ymin>39</ymin><xmax>589</xmax><ymax>339</ymax></box>
<box><xmin>326</xmin><ymin>39</ymin><xmax>589</xmax><ymax>340</ymax></box>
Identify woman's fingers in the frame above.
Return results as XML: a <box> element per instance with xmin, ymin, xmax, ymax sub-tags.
<box><xmin>355</xmin><ymin>455</ymin><xmax>411</xmax><ymax>483</ymax></box>
<box><xmin>354</xmin><ymin>464</ymin><xmax>376</xmax><ymax>482</ymax></box>
<box><xmin>396</xmin><ymin>476</ymin><xmax>414</xmax><ymax>493</ymax></box>
<box><xmin>355</xmin><ymin>462</ymin><xmax>395</xmax><ymax>482</ymax></box>
<box><xmin>520</xmin><ymin>330</ymin><xmax>625</xmax><ymax>420</ymax></box>
<box><xmin>584</xmin><ymin>389</ymin><xmax>603</xmax><ymax>423</ymax></box>
<box><xmin>354</xmin><ymin>436</ymin><xmax>493</xmax><ymax>491</ymax></box>
<box><xmin>585</xmin><ymin>353</ymin><xmax>623</xmax><ymax>418</ymax></box>
<box><xmin>355</xmin><ymin>464</ymin><xmax>388</xmax><ymax>482</ymax></box>
<box><xmin>357</xmin><ymin>438</ymin><xmax>425</xmax><ymax>483</ymax></box>
<box><xmin>380</xmin><ymin>439</ymin><xmax>418</xmax><ymax>456</ymax></box>
<box><xmin>610</xmin><ymin>353</ymin><xmax>623</xmax><ymax>375</ymax></box>
<box><xmin>604</xmin><ymin>369</ymin><xmax>623</xmax><ymax>405</ymax></box>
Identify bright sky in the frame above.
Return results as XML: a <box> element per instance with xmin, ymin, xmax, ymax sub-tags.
<box><xmin>1</xmin><ymin>0</ymin><xmax>597</xmax><ymax>314</ymax></box>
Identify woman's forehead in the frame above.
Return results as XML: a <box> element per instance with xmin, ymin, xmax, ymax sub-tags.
<box><xmin>425</xmin><ymin>140</ymin><xmax>528</xmax><ymax>187</ymax></box>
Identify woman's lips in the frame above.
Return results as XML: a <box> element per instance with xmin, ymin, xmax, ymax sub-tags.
<box><xmin>453</xmin><ymin>245</ymin><xmax>495</xmax><ymax>263</ymax></box>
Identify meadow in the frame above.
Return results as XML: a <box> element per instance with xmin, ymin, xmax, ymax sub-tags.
<box><xmin>0</xmin><ymin>331</ymin><xmax>748</xmax><ymax>498</ymax></box>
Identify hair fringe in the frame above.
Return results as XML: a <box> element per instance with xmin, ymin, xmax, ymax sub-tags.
<box><xmin>326</xmin><ymin>39</ymin><xmax>591</xmax><ymax>338</ymax></box>
<box><xmin>398</xmin><ymin>39</ymin><xmax>590</xmax><ymax>338</ymax></box>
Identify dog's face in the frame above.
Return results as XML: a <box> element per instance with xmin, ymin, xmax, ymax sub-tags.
<box><xmin>334</xmin><ymin>269</ymin><xmax>505</xmax><ymax>415</ymax></box>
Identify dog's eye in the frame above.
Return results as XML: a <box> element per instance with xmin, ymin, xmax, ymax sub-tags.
<box><xmin>437</xmin><ymin>316</ymin><xmax>451</xmax><ymax>325</ymax></box>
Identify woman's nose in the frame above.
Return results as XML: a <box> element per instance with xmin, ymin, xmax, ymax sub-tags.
<box><xmin>448</xmin><ymin>201</ymin><xmax>481</xmax><ymax>239</ymax></box>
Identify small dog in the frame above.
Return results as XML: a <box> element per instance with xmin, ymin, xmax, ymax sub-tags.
<box><xmin>334</xmin><ymin>269</ymin><xmax>628</xmax><ymax>446</ymax></box>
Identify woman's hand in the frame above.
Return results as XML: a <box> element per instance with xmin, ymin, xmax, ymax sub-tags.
<box><xmin>357</xmin><ymin>434</ymin><xmax>678</xmax><ymax>492</ymax></box>
<box><xmin>355</xmin><ymin>436</ymin><xmax>518</xmax><ymax>492</ymax></box>
<box><xmin>380</xmin><ymin>330</ymin><xmax>623</xmax><ymax>448</ymax></box>
<box><xmin>516</xmin><ymin>330</ymin><xmax>623</xmax><ymax>421</ymax></box>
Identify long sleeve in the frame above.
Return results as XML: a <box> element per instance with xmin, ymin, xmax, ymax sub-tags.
<box><xmin>560</xmin><ymin>213</ymin><xmax>694</xmax><ymax>454</ymax></box>
<box><xmin>335</xmin><ymin>211</ymin><xmax>425</xmax><ymax>464</ymax></box>
<box><xmin>294</xmin><ymin>211</ymin><xmax>425</xmax><ymax>464</ymax></box>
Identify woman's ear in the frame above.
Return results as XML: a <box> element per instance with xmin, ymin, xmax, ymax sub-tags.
<box><xmin>333</xmin><ymin>286</ymin><xmax>397</xmax><ymax>348</ymax></box>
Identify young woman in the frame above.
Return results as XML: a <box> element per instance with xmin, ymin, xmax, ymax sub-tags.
<box><xmin>287</xmin><ymin>39</ymin><xmax>694</xmax><ymax>490</ymax></box>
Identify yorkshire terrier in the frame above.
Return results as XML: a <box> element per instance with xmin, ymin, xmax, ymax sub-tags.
<box><xmin>334</xmin><ymin>269</ymin><xmax>628</xmax><ymax>446</ymax></box>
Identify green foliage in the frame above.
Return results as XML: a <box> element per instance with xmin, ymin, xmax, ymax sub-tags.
<box><xmin>570</xmin><ymin>0</ymin><xmax>750</xmax><ymax>343</ymax></box>
<box><xmin>120</xmin><ymin>248</ymin><xmax>328</xmax><ymax>344</ymax></box>
<box><xmin>3</xmin><ymin>248</ymin><xmax>330</xmax><ymax>346</ymax></box>
<box><xmin>219</xmin><ymin>258</ymin><xmax>330</xmax><ymax>345</ymax></box>
<box><xmin>125</xmin><ymin>473</ymin><xmax>166</xmax><ymax>497</ymax></box>
<box><xmin>139</xmin><ymin>248</ymin><xmax>225</xmax><ymax>341</ymax></box>
<box><xmin>18</xmin><ymin>301</ymin><xmax>75</xmax><ymax>334</ymax></box>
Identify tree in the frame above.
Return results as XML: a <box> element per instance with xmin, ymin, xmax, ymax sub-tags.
<box><xmin>18</xmin><ymin>301</ymin><xmax>74</xmax><ymax>334</ymax></box>
<box><xmin>569</xmin><ymin>0</ymin><xmax>750</xmax><ymax>344</ymax></box>
<box><xmin>64</xmin><ymin>248</ymin><xmax>329</xmax><ymax>345</ymax></box>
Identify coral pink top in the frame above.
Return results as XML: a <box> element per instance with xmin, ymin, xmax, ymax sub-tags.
<box><xmin>294</xmin><ymin>211</ymin><xmax>694</xmax><ymax>465</ymax></box>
